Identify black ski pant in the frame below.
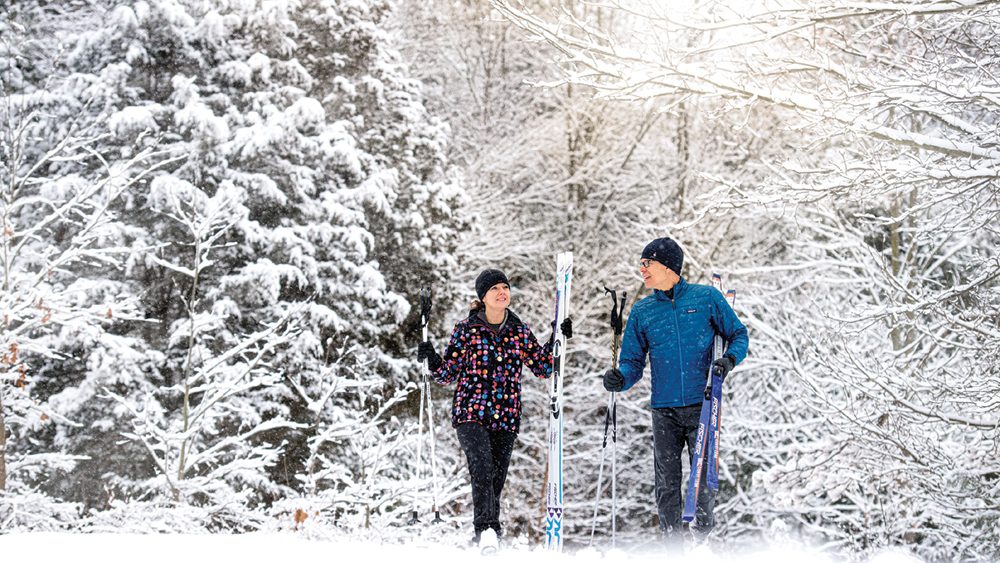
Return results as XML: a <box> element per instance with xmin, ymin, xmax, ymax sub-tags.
<box><xmin>455</xmin><ymin>422</ymin><xmax>517</xmax><ymax>539</ymax></box>
<box><xmin>652</xmin><ymin>404</ymin><xmax>716</xmax><ymax>539</ymax></box>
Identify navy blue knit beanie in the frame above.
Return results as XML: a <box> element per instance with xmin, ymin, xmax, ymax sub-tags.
<box><xmin>475</xmin><ymin>269</ymin><xmax>509</xmax><ymax>300</ymax></box>
<box><xmin>641</xmin><ymin>238</ymin><xmax>684</xmax><ymax>275</ymax></box>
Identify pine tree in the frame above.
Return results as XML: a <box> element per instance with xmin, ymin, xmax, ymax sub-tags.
<box><xmin>8</xmin><ymin>0</ymin><xmax>465</xmax><ymax>530</ymax></box>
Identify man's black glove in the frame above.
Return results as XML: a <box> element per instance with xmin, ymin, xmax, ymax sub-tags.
<box><xmin>417</xmin><ymin>341</ymin><xmax>443</xmax><ymax>372</ymax></box>
<box><xmin>712</xmin><ymin>354</ymin><xmax>736</xmax><ymax>380</ymax></box>
<box><xmin>603</xmin><ymin>368</ymin><xmax>625</xmax><ymax>392</ymax></box>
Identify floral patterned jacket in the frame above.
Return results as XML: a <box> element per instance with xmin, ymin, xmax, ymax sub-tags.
<box><xmin>431</xmin><ymin>310</ymin><xmax>552</xmax><ymax>434</ymax></box>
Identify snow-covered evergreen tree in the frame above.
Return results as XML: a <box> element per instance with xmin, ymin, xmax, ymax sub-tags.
<box><xmin>5</xmin><ymin>0</ymin><xmax>465</xmax><ymax>530</ymax></box>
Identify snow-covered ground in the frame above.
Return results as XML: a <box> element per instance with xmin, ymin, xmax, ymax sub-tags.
<box><xmin>0</xmin><ymin>532</ymin><xmax>925</xmax><ymax>563</ymax></box>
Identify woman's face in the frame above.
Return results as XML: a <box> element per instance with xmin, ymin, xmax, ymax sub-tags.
<box><xmin>483</xmin><ymin>283</ymin><xmax>511</xmax><ymax>311</ymax></box>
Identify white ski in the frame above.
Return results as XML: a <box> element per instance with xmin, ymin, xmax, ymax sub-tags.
<box><xmin>544</xmin><ymin>252</ymin><xmax>573</xmax><ymax>551</ymax></box>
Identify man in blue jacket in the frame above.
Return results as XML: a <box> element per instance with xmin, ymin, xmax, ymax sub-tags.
<box><xmin>603</xmin><ymin>237</ymin><xmax>748</xmax><ymax>546</ymax></box>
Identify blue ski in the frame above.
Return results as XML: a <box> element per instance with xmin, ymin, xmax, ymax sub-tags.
<box><xmin>683</xmin><ymin>275</ymin><xmax>734</xmax><ymax>523</ymax></box>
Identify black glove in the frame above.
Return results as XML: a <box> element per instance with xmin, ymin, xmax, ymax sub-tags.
<box><xmin>560</xmin><ymin>317</ymin><xmax>572</xmax><ymax>339</ymax></box>
<box><xmin>547</xmin><ymin>317</ymin><xmax>573</xmax><ymax>350</ymax></box>
<box><xmin>417</xmin><ymin>341</ymin><xmax>443</xmax><ymax>372</ymax></box>
<box><xmin>712</xmin><ymin>354</ymin><xmax>736</xmax><ymax>380</ymax></box>
<box><xmin>603</xmin><ymin>368</ymin><xmax>625</xmax><ymax>392</ymax></box>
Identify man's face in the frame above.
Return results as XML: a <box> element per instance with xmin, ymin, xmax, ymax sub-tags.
<box><xmin>640</xmin><ymin>259</ymin><xmax>679</xmax><ymax>291</ymax></box>
<box><xmin>484</xmin><ymin>283</ymin><xmax>510</xmax><ymax>310</ymax></box>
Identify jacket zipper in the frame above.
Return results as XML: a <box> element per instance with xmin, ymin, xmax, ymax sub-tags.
<box><xmin>487</xmin><ymin>323</ymin><xmax>501</xmax><ymax>423</ymax></box>
<box><xmin>671</xmin><ymin>296</ymin><xmax>684</xmax><ymax>401</ymax></box>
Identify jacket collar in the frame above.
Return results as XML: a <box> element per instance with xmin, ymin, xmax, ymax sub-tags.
<box><xmin>653</xmin><ymin>277</ymin><xmax>688</xmax><ymax>301</ymax></box>
<box><xmin>468</xmin><ymin>309</ymin><xmax>522</xmax><ymax>334</ymax></box>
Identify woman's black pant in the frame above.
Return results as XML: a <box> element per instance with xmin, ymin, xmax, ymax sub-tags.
<box><xmin>455</xmin><ymin>422</ymin><xmax>517</xmax><ymax>538</ymax></box>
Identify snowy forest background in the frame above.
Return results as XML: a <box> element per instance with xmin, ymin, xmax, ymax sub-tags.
<box><xmin>1</xmin><ymin>0</ymin><xmax>998</xmax><ymax>560</ymax></box>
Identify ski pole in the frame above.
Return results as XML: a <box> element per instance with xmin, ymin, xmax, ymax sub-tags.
<box><xmin>410</xmin><ymin>289</ymin><xmax>437</xmax><ymax>525</ymax></box>
<box><xmin>608</xmin><ymin>287</ymin><xmax>624</xmax><ymax>547</ymax></box>
<box><xmin>409</xmin><ymin>293</ymin><xmax>426</xmax><ymax>525</ymax></box>
<box><xmin>706</xmin><ymin>288</ymin><xmax>736</xmax><ymax>491</ymax></box>
<box><xmin>420</xmin><ymin>289</ymin><xmax>443</xmax><ymax>523</ymax></box>
<box><xmin>590</xmin><ymin>392</ymin><xmax>612</xmax><ymax>546</ymax></box>
<box><xmin>589</xmin><ymin>286</ymin><xmax>626</xmax><ymax>547</ymax></box>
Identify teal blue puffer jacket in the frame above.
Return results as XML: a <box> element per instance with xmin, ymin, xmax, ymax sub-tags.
<box><xmin>618</xmin><ymin>277</ymin><xmax>748</xmax><ymax>408</ymax></box>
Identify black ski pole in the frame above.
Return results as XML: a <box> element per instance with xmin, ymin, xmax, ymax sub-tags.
<box><xmin>590</xmin><ymin>286</ymin><xmax>626</xmax><ymax>547</ymax></box>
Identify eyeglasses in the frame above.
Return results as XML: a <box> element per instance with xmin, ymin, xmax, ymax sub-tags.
<box><xmin>639</xmin><ymin>259</ymin><xmax>654</xmax><ymax>269</ymax></box>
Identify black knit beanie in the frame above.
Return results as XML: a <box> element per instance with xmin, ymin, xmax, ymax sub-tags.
<box><xmin>475</xmin><ymin>269</ymin><xmax>509</xmax><ymax>300</ymax></box>
<box><xmin>641</xmin><ymin>237</ymin><xmax>684</xmax><ymax>275</ymax></box>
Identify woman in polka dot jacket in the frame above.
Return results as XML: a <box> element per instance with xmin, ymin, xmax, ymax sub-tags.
<box><xmin>417</xmin><ymin>268</ymin><xmax>572</xmax><ymax>547</ymax></box>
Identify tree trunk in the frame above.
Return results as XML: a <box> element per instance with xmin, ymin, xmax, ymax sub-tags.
<box><xmin>1</xmin><ymin>391</ymin><xmax>6</xmax><ymax>491</ymax></box>
<box><xmin>676</xmin><ymin>102</ymin><xmax>691</xmax><ymax>216</ymax></box>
